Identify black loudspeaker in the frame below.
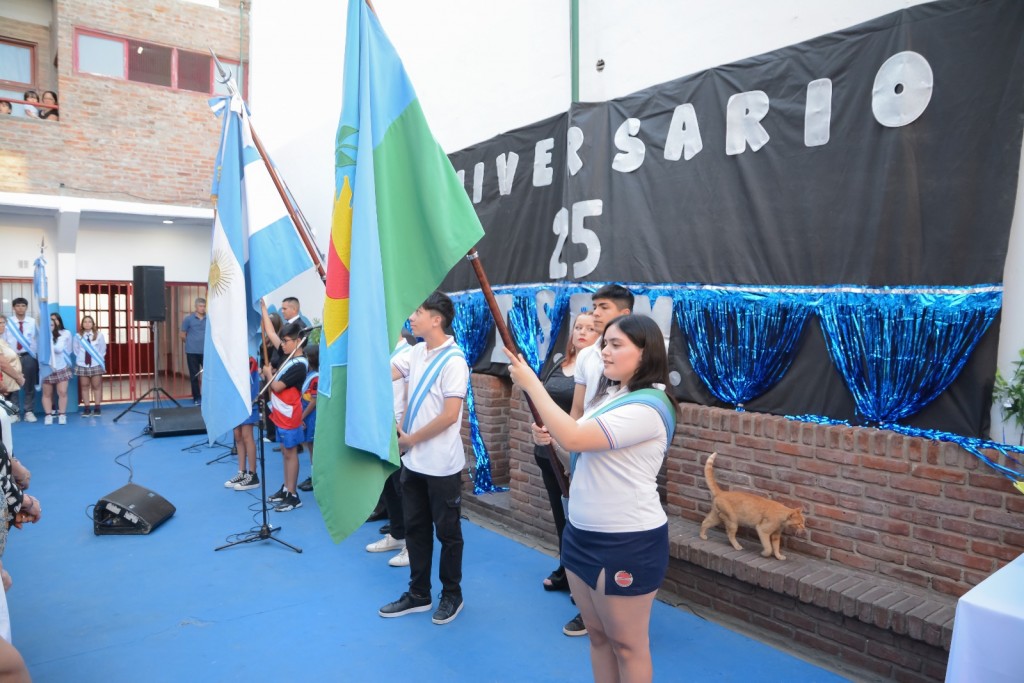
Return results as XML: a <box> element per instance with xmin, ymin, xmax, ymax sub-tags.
<box><xmin>94</xmin><ymin>483</ymin><xmax>176</xmax><ymax>535</ymax></box>
<box><xmin>132</xmin><ymin>265</ymin><xmax>166</xmax><ymax>321</ymax></box>
<box><xmin>149</xmin><ymin>406</ymin><xmax>206</xmax><ymax>437</ymax></box>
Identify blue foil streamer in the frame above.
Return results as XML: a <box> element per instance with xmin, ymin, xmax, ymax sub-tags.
<box><xmin>674</xmin><ymin>289</ymin><xmax>811</xmax><ymax>409</ymax></box>
<box><xmin>450</xmin><ymin>293</ymin><xmax>505</xmax><ymax>494</ymax></box>
<box><xmin>817</xmin><ymin>290</ymin><xmax>1001</xmax><ymax>423</ymax></box>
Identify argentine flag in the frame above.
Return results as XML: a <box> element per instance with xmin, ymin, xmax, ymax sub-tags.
<box><xmin>202</xmin><ymin>94</ymin><xmax>312</xmax><ymax>442</ymax></box>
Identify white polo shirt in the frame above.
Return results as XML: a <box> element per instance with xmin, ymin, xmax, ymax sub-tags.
<box><xmin>391</xmin><ymin>339</ymin><xmax>412</xmax><ymax>425</ymax></box>
<box><xmin>573</xmin><ymin>337</ymin><xmax>605</xmax><ymax>408</ymax></box>
<box><xmin>570</xmin><ymin>385</ymin><xmax>669</xmax><ymax>533</ymax></box>
<box><xmin>391</xmin><ymin>336</ymin><xmax>468</xmax><ymax>477</ymax></box>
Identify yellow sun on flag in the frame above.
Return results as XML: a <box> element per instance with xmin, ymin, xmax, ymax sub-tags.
<box><xmin>208</xmin><ymin>248</ymin><xmax>236</xmax><ymax>298</ymax></box>
<box><xmin>324</xmin><ymin>175</ymin><xmax>353</xmax><ymax>345</ymax></box>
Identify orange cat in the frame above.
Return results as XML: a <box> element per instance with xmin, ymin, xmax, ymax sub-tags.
<box><xmin>698</xmin><ymin>452</ymin><xmax>805</xmax><ymax>560</ymax></box>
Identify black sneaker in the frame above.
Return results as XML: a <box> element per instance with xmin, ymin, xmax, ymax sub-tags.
<box><xmin>273</xmin><ymin>491</ymin><xmax>302</xmax><ymax>512</ymax></box>
<box><xmin>82</xmin><ymin>407</ymin><xmax>92</xmax><ymax>417</ymax></box>
<box><xmin>432</xmin><ymin>592</ymin><xmax>464</xmax><ymax>625</ymax></box>
<box><xmin>267</xmin><ymin>486</ymin><xmax>288</xmax><ymax>503</ymax></box>
<box><xmin>378</xmin><ymin>523</ymin><xmax>391</xmax><ymax>535</ymax></box>
<box><xmin>379</xmin><ymin>592</ymin><xmax>432</xmax><ymax>618</ymax></box>
<box><xmin>224</xmin><ymin>471</ymin><xmax>246</xmax><ymax>488</ymax></box>
<box><xmin>563</xmin><ymin>613</ymin><xmax>587</xmax><ymax>637</ymax></box>
<box><xmin>234</xmin><ymin>471</ymin><xmax>260</xmax><ymax>491</ymax></box>
<box><xmin>297</xmin><ymin>476</ymin><xmax>313</xmax><ymax>492</ymax></box>
<box><xmin>94</xmin><ymin>406</ymin><xmax>102</xmax><ymax>415</ymax></box>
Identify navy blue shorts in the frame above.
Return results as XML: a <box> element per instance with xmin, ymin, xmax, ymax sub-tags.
<box><xmin>562</xmin><ymin>522</ymin><xmax>668</xmax><ymax>596</ymax></box>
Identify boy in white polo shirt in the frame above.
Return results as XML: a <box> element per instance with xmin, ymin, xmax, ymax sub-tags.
<box><xmin>379</xmin><ymin>292</ymin><xmax>469</xmax><ymax>625</ymax></box>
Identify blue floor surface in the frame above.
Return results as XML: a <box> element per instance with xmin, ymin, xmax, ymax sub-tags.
<box><xmin>4</xmin><ymin>405</ymin><xmax>850</xmax><ymax>682</ymax></box>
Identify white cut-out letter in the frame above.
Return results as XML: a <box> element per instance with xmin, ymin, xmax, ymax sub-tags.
<box><xmin>566</xmin><ymin>126</ymin><xmax>584</xmax><ymax>176</ymax></box>
<box><xmin>872</xmin><ymin>51</ymin><xmax>933</xmax><ymax>128</ymax></box>
<box><xmin>664</xmin><ymin>104</ymin><xmax>703</xmax><ymax>161</ymax></box>
<box><xmin>804</xmin><ymin>78</ymin><xmax>832</xmax><ymax>147</ymax></box>
<box><xmin>534</xmin><ymin>137</ymin><xmax>554</xmax><ymax>186</ymax></box>
<box><xmin>612</xmin><ymin>118</ymin><xmax>645</xmax><ymax>173</ymax></box>
<box><xmin>496</xmin><ymin>151</ymin><xmax>519</xmax><ymax>196</ymax></box>
<box><xmin>726</xmin><ymin>91</ymin><xmax>770</xmax><ymax>155</ymax></box>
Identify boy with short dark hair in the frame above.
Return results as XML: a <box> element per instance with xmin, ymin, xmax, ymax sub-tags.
<box><xmin>262</xmin><ymin>322</ymin><xmax>308</xmax><ymax>512</ymax></box>
<box><xmin>379</xmin><ymin>292</ymin><xmax>469</xmax><ymax>625</ymax></box>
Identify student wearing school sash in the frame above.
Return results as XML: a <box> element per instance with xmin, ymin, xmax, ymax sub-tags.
<box><xmin>72</xmin><ymin>315</ymin><xmax>107</xmax><ymax>417</ymax></box>
<box><xmin>379</xmin><ymin>292</ymin><xmax>469</xmax><ymax>626</ymax></box>
<box><xmin>41</xmin><ymin>313</ymin><xmax>73</xmax><ymax>426</ymax></box>
<box><xmin>2</xmin><ymin>299</ymin><xmax>38</xmax><ymax>423</ymax></box>
<box><xmin>261</xmin><ymin>323</ymin><xmax>308</xmax><ymax>513</ymax></box>
<box><xmin>506</xmin><ymin>314</ymin><xmax>679</xmax><ymax>683</ymax></box>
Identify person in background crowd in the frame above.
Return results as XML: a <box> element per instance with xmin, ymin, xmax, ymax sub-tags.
<box><xmin>22</xmin><ymin>91</ymin><xmax>38</xmax><ymax>118</ymax></box>
<box><xmin>180</xmin><ymin>298</ymin><xmax>206</xmax><ymax>406</ymax></box>
<box><xmin>2</xmin><ymin>299</ymin><xmax>39</xmax><ymax>423</ymax></box>
<box><xmin>41</xmin><ymin>313</ymin><xmax>72</xmax><ymax>425</ymax></box>
<box><xmin>224</xmin><ymin>357</ymin><xmax>261</xmax><ymax>492</ymax></box>
<box><xmin>0</xmin><ymin>101</ymin><xmax>11</xmax><ymax>115</ymax></box>
<box><xmin>38</xmin><ymin>91</ymin><xmax>58</xmax><ymax>121</ymax></box>
<box><xmin>296</xmin><ymin>344</ymin><xmax>319</xmax><ymax>493</ymax></box>
<box><xmin>72</xmin><ymin>315</ymin><xmax>106</xmax><ymax>417</ymax></box>
<box><xmin>281</xmin><ymin>297</ymin><xmax>311</xmax><ymax>329</ymax></box>
<box><xmin>536</xmin><ymin>312</ymin><xmax>599</xmax><ymax>594</ymax></box>
<box><xmin>0</xmin><ymin>317</ymin><xmax>24</xmax><ymax>450</ymax></box>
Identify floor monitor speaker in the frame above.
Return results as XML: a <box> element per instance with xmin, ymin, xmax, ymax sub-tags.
<box><xmin>132</xmin><ymin>265</ymin><xmax>166</xmax><ymax>322</ymax></box>
<box><xmin>94</xmin><ymin>483</ymin><xmax>176</xmax><ymax>535</ymax></box>
<box><xmin>149</xmin><ymin>406</ymin><xmax>206</xmax><ymax>437</ymax></box>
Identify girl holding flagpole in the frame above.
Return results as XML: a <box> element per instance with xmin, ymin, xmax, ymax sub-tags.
<box><xmin>505</xmin><ymin>314</ymin><xmax>678</xmax><ymax>683</ymax></box>
<box><xmin>73</xmin><ymin>315</ymin><xmax>106</xmax><ymax>417</ymax></box>
<box><xmin>41</xmin><ymin>313</ymin><xmax>73</xmax><ymax>425</ymax></box>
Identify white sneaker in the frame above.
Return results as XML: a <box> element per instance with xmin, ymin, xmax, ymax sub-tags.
<box><xmin>8</xmin><ymin>415</ymin><xmax>18</xmax><ymax>424</ymax></box>
<box><xmin>366</xmin><ymin>534</ymin><xmax>405</xmax><ymax>553</ymax></box>
<box><xmin>24</xmin><ymin>412</ymin><xmax>37</xmax><ymax>423</ymax></box>
<box><xmin>388</xmin><ymin>547</ymin><xmax>410</xmax><ymax>567</ymax></box>
<box><xmin>58</xmin><ymin>414</ymin><xmax>67</xmax><ymax>425</ymax></box>
<box><xmin>43</xmin><ymin>415</ymin><xmax>53</xmax><ymax>426</ymax></box>
<box><xmin>224</xmin><ymin>471</ymin><xmax>246</xmax><ymax>488</ymax></box>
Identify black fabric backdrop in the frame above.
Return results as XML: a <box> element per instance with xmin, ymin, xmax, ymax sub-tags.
<box><xmin>441</xmin><ymin>0</ymin><xmax>1024</xmax><ymax>436</ymax></box>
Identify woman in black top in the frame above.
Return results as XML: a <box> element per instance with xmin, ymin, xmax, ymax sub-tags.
<box><xmin>536</xmin><ymin>312</ymin><xmax>598</xmax><ymax>591</ymax></box>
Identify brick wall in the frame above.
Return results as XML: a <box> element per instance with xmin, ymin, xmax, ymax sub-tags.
<box><xmin>0</xmin><ymin>16</ymin><xmax>54</xmax><ymax>92</ymax></box>
<box><xmin>466</xmin><ymin>381</ymin><xmax>1024</xmax><ymax>598</ymax></box>
<box><xmin>1</xmin><ymin>0</ymin><xmax>248</xmax><ymax>207</ymax></box>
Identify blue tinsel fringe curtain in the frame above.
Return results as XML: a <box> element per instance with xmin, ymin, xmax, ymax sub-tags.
<box><xmin>445</xmin><ymin>282</ymin><xmax>1003</xmax><ymax>491</ymax></box>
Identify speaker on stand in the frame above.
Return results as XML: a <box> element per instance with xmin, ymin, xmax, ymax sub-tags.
<box><xmin>114</xmin><ymin>266</ymin><xmax>180</xmax><ymax>423</ymax></box>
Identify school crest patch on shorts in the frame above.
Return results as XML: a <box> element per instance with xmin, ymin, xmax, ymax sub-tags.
<box><xmin>614</xmin><ymin>570</ymin><xmax>634</xmax><ymax>588</ymax></box>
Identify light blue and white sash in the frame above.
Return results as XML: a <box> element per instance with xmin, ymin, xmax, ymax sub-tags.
<box><xmin>75</xmin><ymin>333</ymin><xmax>106</xmax><ymax>371</ymax></box>
<box><xmin>570</xmin><ymin>388</ymin><xmax>677</xmax><ymax>475</ymax></box>
<box><xmin>272</xmin><ymin>356</ymin><xmax>309</xmax><ymax>383</ymax></box>
<box><xmin>7</xmin><ymin>322</ymin><xmax>34</xmax><ymax>359</ymax></box>
<box><xmin>401</xmin><ymin>345</ymin><xmax>464</xmax><ymax>434</ymax></box>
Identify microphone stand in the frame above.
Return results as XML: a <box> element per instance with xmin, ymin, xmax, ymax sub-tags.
<box><xmin>215</xmin><ymin>363</ymin><xmax>302</xmax><ymax>554</ymax></box>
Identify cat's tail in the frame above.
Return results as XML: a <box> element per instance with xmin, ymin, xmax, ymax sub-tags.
<box><xmin>704</xmin><ymin>452</ymin><xmax>722</xmax><ymax>497</ymax></box>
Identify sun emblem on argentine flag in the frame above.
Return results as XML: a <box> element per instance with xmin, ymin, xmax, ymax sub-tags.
<box><xmin>208</xmin><ymin>248</ymin><xmax>237</xmax><ymax>298</ymax></box>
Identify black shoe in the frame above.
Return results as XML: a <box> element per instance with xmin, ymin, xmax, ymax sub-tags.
<box><xmin>379</xmin><ymin>592</ymin><xmax>431</xmax><ymax>618</ymax></box>
<box><xmin>378</xmin><ymin>523</ymin><xmax>391</xmax><ymax>535</ymax></box>
<box><xmin>297</xmin><ymin>477</ymin><xmax>313</xmax><ymax>492</ymax></box>
<box><xmin>93</xmin><ymin>405</ymin><xmax>102</xmax><ymax>415</ymax></box>
<box><xmin>543</xmin><ymin>568</ymin><xmax>570</xmax><ymax>592</ymax></box>
<box><xmin>273</xmin><ymin>491</ymin><xmax>302</xmax><ymax>512</ymax></box>
<box><xmin>82</xmin><ymin>407</ymin><xmax>92</xmax><ymax>417</ymax></box>
<box><xmin>432</xmin><ymin>592</ymin><xmax>464</xmax><ymax>625</ymax></box>
<box><xmin>563</xmin><ymin>613</ymin><xmax>587</xmax><ymax>637</ymax></box>
<box><xmin>366</xmin><ymin>505</ymin><xmax>388</xmax><ymax>523</ymax></box>
<box><xmin>233</xmin><ymin>471</ymin><xmax>260</xmax><ymax>491</ymax></box>
<box><xmin>267</xmin><ymin>486</ymin><xmax>288</xmax><ymax>503</ymax></box>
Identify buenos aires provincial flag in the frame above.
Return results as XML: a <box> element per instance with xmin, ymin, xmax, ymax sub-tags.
<box><xmin>314</xmin><ymin>0</ymin><xmax>484</xmax><ymax>542</ymax></box>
